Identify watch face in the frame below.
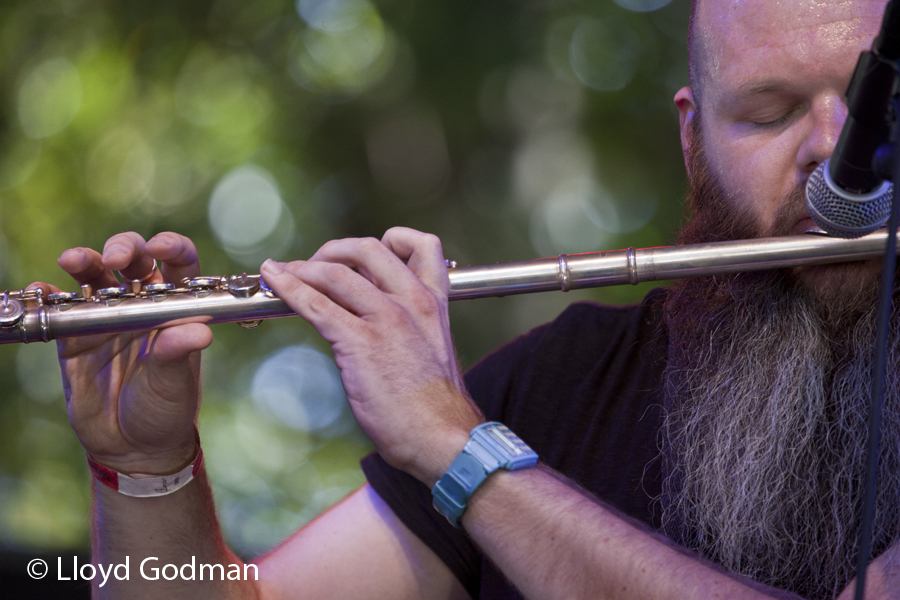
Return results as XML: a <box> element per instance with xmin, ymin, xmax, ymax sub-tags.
<box><xmin>485</xmin><ymin>425</ymin><xmax>525</xmax><ymax>456</ymax></box>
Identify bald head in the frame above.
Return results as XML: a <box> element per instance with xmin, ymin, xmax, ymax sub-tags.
<box><xmin>687</xmin><ymin>0</ymin><xmax>887</xmax><ymax>110</ymax></box>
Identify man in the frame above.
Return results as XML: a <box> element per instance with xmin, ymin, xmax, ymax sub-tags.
<box><xmin>38</xmin><ymin>0</ymin><xmax>900</xmax><ymax>598</ymax></box>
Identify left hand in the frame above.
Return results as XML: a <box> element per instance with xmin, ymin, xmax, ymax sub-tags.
<box><xmin>35</xmin><ymin>232</ymin><xmax>212</xmax><ymax>476</ymax></box>
<box><xmin>259</xmin><ymin>227</ymin><xmax>483</xmax><ymax>486</ymax></box>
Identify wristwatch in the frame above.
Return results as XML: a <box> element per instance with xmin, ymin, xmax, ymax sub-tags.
<box><xmin>432</xmin><ymin>422</ymin><xmax>538</xmax><ymax>528</ymax></box>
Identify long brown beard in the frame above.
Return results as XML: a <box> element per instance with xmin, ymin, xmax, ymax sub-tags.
<box><xmin>660</xmin><ymin>119</ymin><xmax>900</xmax><ymax>599</ymax></box>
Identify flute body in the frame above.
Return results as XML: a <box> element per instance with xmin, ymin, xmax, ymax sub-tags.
<box><xmin>0</xmin><ymin>231</ymin><xmax>894</xmax><ymax>345</ymax></box>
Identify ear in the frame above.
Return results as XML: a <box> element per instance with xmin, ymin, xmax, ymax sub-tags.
<box><xmin>674</xmin><ymin>87</ymin><xmax>696</xmax><ymax>177</ymax></box>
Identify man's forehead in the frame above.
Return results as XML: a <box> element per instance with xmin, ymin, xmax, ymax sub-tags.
<box><xmin>697</xmin><ymin>0</ymin><xmax>886</xmax><ymax>87</ymax></box>
<box><xmin>699</xmin><ymin>0</ymin><xmax>885</xmax><ymax>36</ymax></box>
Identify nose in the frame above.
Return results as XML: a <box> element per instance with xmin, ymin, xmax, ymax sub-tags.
<box><xmin>796</xmin><ymin>94</ymin><xmax>846</xmax><ymax>175</ymax></box>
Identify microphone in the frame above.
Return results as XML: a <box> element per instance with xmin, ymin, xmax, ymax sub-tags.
<box><xmin>806</xmin><ymin>161</ymin><xmax>892</xmax><ymax>239</ymax></box>
<box><xmin>805</xmin><ymin>2</ymin><xmax>900</xmax><ymax>238</ymax></box>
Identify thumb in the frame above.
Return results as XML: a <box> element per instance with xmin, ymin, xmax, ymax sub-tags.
<box><xmin>150</xmin><ymin>323</ymin><xmax>213</xmax><ymax>362</ymax></box>
<box><xmin>146</xmin><ymin>323</ymin><xmax>213</xmax><ymax>394</ymax></box>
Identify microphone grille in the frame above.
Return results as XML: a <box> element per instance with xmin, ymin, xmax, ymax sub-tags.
<box><xmin>805</xmin><ymin>161</ymin><xmax>893</xmax><ymax>239</ymax></box>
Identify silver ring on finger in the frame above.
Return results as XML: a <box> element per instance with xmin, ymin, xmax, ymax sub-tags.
<box><xmin>118</xmin><ymin>259</ymin><xmax>158</xmax><ymax>284</ymax></box>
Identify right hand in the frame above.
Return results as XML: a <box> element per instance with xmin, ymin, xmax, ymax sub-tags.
<box><xmin>259</xmin><ymin>228</ymin><xmax>482</xmax><ymax>487</ymax></box>
<box><xmin>33</xmin><ymin>232</ymin><xmax>213</xmax><ymax>475</ymax></box>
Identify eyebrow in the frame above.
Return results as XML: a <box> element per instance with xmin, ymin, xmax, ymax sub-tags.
<box><xmin>731</xmin><ymin>79</ymin><xmax>794</xmax><ymax>98</ymax></box>
<box><xmin>718</xmin><ymin>79</ymin><xmax>798</xmax><ymax>113</ymax></box>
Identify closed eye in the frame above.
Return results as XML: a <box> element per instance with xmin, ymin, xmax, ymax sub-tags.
<box><xmin>749</xmin><ymin>105</ymin><xmax>802</xmax><ymax>129</ymax></box>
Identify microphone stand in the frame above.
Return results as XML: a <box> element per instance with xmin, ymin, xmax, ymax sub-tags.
<box><xmin>854</xmin><ymin>11</ymin><xmax>900</xmax><ymax>596</ymax></box>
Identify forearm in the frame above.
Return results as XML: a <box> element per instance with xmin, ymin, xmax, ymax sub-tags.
<box><xmin>836</xmin><ymin>544</ymin><xmax>900</xmax><ymax>600</ymax></box>
<box><xmin>462</xmin><ymin>465</ymin><xmax>801</xmax><ymax>600</ymax></box>
<box><xmin>92</xmin><ymin>468</ymin><xmax>258</xmax><ymax>599</ymax></box>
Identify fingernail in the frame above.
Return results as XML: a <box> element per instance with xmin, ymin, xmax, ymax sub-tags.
<box><xmin>59</xmin><ymin>248</ymin><xmax>84</xmax><ymax>263</ymax></box>
<box><xmin>104</xmin><ymin>245</ymin><xmax>126</xmax><ymax>259</ymax></box>
<box><xmin>261</xmin><ymin>259</ymin><xmax>283</xmax><ymax>275</ymax></box>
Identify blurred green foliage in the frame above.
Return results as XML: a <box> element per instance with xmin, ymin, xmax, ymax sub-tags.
<box><xmin>0</xmin><ymin>0</ymin><xmax>688</xmax><ymax>555</ymax></box>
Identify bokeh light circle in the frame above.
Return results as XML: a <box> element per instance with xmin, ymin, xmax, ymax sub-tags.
<box><xmin>614</xmin><ymin>0</ymin><xmax>673</xmax><ymax>13</ymax></box>
<box><xmin>288</xmin><ymin>1</ymin><xmax>396</xmax><ymax>95</ymax></box>
<box><xmin>18</xmin><ymin>58</ymin><xmax>82</xmax><ymax>139</ymax></box>
<box><xmin>513</xmin><ymin>129</ymin><xmax>595</xmax><ymax>209</ymax></box>
<box><xmin>297</xmin><ymin>0</ymin><xmax>374</xmax><ymax>32</ymax></box>
<box><xmin>208</xmin><ymin>165</ymin><xmax>284</xmax><ymax>252</ymax></box>
<box><xmin>251</xmin><ymin>345</ymin><xmax>347</xmax><ymax>433</ymax></box>
<box><xmin>539</xmin><ymin>185</ymin><xmax>611</xmax><ymax>254</ymax></box>
<box><xmin>175</xmin><ymin>48</ymin><xmax>272</xmax><ymax>133</ymax></box>
<box><xmin>569</xmin><ymin>18</ymin><xmax>641</xmax><ymax>92</ymax></box>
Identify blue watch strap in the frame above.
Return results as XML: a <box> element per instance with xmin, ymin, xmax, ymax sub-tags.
<box><xmin>431</xmin><ymin>451</ymin><xmax>489</xmax><ymax>526</ymax></box>
<box><xmin>432</xmin><ymin>422</ymin><xmax>538</xmax><ymax>527</ymax></box>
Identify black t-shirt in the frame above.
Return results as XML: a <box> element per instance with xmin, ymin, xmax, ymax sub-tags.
<box><xmin>362</xmin><ymin>289</ymin><xmax>669</xmax><ymax>599</ymax></box>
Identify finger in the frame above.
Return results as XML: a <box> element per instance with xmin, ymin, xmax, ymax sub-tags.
<box><xmin>381</xmin><ymin>227</ymin><xmax>449</xmax><ymax>295</ymax></box>
<box><xmin>145</xmin><ymin>232</ymin><xmax>201</xmax><ymax>284</ymax></box>
<box><xmin>260</xmin><ymin>259</ymin><xmax>360</xmax><ymax>343</ymax></box>
<box><xmin>25</xmin><ymin>281</ymin><xmax>62</xmax><ymax>295</ymax></box>
<box><xmin>149</xmin><ymin>323</ymin><xmax>214</xmax><ymax>365</ymax></box>
<box><xmin>281</xmin><ymin>259</ymin><xmax>391</xmax><ymax>317</ymax></box>
<box><xmin>308</xmin><ymin>237</ymin><xmax>421</xmax><ymax>297</ymax></box>
<box><xmin>57</xmin><ymin>247</ymin><xmax>120</xmax><ymax>290</ymax></box>
<box><xmin>101</xmin><ymin>232</ymin><xmax>156</xmax><ymax>282</ymax></box>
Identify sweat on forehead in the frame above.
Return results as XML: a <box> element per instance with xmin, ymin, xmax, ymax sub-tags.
<box><xmin>688</xmin><ymin>0</ymin><xmax>888</xmax><ymax>106</ymax></box>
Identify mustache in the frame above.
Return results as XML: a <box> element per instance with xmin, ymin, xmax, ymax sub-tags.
<box><xmin>770</xmin><ymin>183</ymin><xmax>810</xmax><ymax>237</ymax></box>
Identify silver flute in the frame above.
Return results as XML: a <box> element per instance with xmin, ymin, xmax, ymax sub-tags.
<box><xmin>0</xmin><ymin>230</ymin><xmax>895</xmax><ymax>345</ymax></box>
